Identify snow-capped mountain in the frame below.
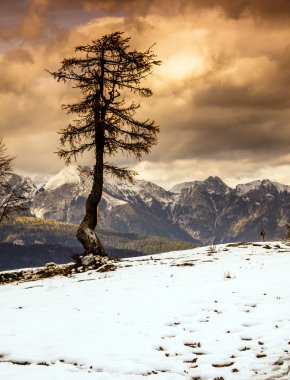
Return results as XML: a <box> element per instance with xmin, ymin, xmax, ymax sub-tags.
<box><xmin>171</xmin><ymin>176</ymin><xmax>230</xmax><ymax>195</ymax></box>
<box><xmin>235</xmin><ymin>179</ymin><xmax>290</xmax><ymax>196</ymax></box>
<box><xmin>44</xmin><ymin>165</ymin><xmax>82</xmax><ymax>191</ymax></box>
<box><xmin>28</xmin><ymin>165</ymin><xmax>290</xmax><ymax>244</ymax></box>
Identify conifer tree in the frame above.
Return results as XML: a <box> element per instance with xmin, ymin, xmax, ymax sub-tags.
<box><xmin>0</xmin><ymin>138</ymin><xmax>29</xmax><ymax>223</ymax></box>
<box><xmin>50</xmin><ymin>32</ymin><xmax>161</xmax><ymax>257</ymax></box>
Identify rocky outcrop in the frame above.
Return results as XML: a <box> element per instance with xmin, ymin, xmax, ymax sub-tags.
<box><xmin>0</xmin><ymin>256</ymin><xmax>117</xmax><ymax>285</ymax></box>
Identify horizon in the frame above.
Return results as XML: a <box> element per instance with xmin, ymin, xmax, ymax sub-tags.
<box><xmin>17</xmin><ymin>163</ymin><xmax>290</xmax><ymax>191</ymax></box>
<box><xmin>2</xmin><ymin>1</ymin><xmax>290</xmax><ymax>187</ymax></box>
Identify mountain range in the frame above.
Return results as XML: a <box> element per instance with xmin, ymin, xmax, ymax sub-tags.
<box><xmin>13</xmin><ymin>165</ymin><xmax>290</xmax><ymax>244</ymax></box>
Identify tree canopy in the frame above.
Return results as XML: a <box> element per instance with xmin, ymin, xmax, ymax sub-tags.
<box><xmin>51</xmin><ymin>31</ymin><xmax>161</xmax><ymax>182</ymax></box>
<box><xmin>50</xmin><ymin>32</ymin><xmax>161</xmax><ymax>256</ymax></box>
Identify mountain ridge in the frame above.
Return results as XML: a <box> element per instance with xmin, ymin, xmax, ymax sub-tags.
<box><xmin>14</xmin><ymin>165</ymin><xmax>290</xmax><ymax>244</ymax></box>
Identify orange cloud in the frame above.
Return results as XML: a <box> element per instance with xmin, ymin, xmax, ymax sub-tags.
<box><xmin>1</xmin><ymin>1</ymin><xmax>290</xmax><ymax>187</ymax></box>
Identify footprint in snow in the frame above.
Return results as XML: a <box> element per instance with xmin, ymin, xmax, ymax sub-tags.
<box><xmin>198</xmin><ymin>318</ymin><xmax>210</xmax><ymax>323</ymax></box>
<box><xmin>161</xmin><ymin>335</ymin><xmax>175</xmax><ymax>339</ymax></box>
<box><xmin>240</xmin><ymin>337</ymin><xmax>253</xmax><ymax>341</ymax></box>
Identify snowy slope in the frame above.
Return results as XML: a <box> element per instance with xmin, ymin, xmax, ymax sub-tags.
<box><xmin>44</xmin><ymin>165</ymin><xmax>81</xmax><ymax>191</ymax></box>
<box><xmin>0</xmin><ymin>242</ymin><xmax>290</xmax><ymax>379</ymax></box>
<box><xmin>103</xmin><ymin>178</ymin><xmax>173</xmax><ymax>207</ymax></box>
<box><xmin>170</xmin><ymin>176</ymin><xmax>230</xmax><ymax>195</ymax></box>
<box><xmin>235</xmin><ymin>180</ymin><xmax>290</xmax><ymax>196</ymax></box>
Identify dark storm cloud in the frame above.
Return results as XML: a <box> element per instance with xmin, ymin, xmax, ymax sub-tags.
<box><xmin>191</xmin><ymin>0</ymin><xmax>290</xmax><ymax>20</ymax></box>
<box><xmin>194</xmin><ymin>50</ymin><xmax>290</xmax><ymax>110</ymax></box>
<box><xmin>191</xmin><ymin>113</ymin><xmax>290</xmax><ymax>158</ymax></box>
<box><xmin>194</xmin><ymin>83</ymin><xmax>290</xmax><ymax>110</ymax></box>
<box><xmin>0</xmin><ymin>0</ymin><xmax>47</xmax><ymax>41</ymax></box>
<box><xmin>2</xmin><ymin>0</ymin><xmax>290</xmax><ymax>42</ymax></box>
<box><xmin>151</xmin><ymin>109</ymin><xmax>290</xmax><ymax>163</ymax></box>
<box><xmin>51</xmin><ymin>0</ymin><xmax>290</xmax><ymax>20</ymax></box>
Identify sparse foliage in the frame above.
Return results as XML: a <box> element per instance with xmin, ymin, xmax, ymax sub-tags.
<box><xmin>208</xmin><ymin>245</ymin><xmax>218</xmax><ymax>255</ymax></box>
<box><xmin>0</xmin><ymin>138</ymin><xmax>30</xmax><ymax>223</ymax></box>
<box><xmin>50</xmin><ymin>32</ymin><xmax>161</xmax><ymax>256</ymax></box>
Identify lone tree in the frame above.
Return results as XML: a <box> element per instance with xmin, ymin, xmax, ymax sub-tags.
<box><xmin>50</xmin><ymin>32</ymin><xmax>161</xmax><ymax>257</ymax></box>
<box><xmin>0</xmin><ymin>138</ymin><xmax>30</xmax><ymax>223</ymax></box>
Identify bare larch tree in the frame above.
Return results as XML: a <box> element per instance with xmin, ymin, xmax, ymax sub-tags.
<box><xmin>0</xmin><ymin>138</ymin><xmax>30</xmax><ymax>223</ymax></box>
<box><xmin>50</xmin><ymin>32</ymin><xmax>161</xmax><ymax>257</ymax></box>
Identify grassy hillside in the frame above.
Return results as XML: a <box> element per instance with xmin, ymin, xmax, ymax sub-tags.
<box><xmin>0</xmin><ymin>217</ymin><xmax>197</xmax><ymax>256</ymax></box>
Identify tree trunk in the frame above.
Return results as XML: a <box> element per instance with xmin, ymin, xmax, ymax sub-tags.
<box><xmin>76</xmin><ymin>119</ymin><xmax>106</xmax><ymax>257</ymax></box>
<box><xmin>76</xmin><ymin>168</ymin><xmax>106</xmax><ymax>256</ymax></box>
<box><xmin>77</xmin><ymin>54</ymin><xmax>107</xmax><ymax>257</ymax></box>
<box><xmin>76</xmin><ymin>165</ymin><xmax>106</xmax><ymax>256</ymax></box>
<box><xmin>76</xmin><ymin>206</ymin><xmax>106</xmax><ymax>257</ymax></box>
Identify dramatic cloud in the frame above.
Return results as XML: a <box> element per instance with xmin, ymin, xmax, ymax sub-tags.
<box><xmin>1</xmin><ymin>0</ymin><xmax>290</xmax><ymax>186</ymax></box>
<box><xmin>42</xmin><ymin>0</ymin><xmax>290</xmax><ymax>20</ymax></box>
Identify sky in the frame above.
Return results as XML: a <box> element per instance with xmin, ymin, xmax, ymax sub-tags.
<box><xmin>1</xmin><ymin>0</ymin><xmax>290</xmax><ymax>189</ymax></box>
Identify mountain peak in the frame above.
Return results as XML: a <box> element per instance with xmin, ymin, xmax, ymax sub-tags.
<box><xmin>235</xmin><ymin>179</ymin><xmax>290</xmax><ymax>196</ymax></box>
<box><xmin>197</xmin><ymin>176</ymin><xmax>230</xmax><ymax>195</ymax></box>
<box><xmin>204</xmin><ymin>176</ymin><xmax>226</xmax><ymax>186</ymax></box>
<box><xmin>170</xmin><ymin>181</ymin><xmax>198</xmax><ymax>193</ymax></box>
<box><xmin>171</xmin><ymin>176</ymin><xmax>230</xmax><ymax>194</ymax></box>
<box><xmin>44</xmin><ymin>165</ymin><xmax>81</xmax><ymax>191</ymax></box>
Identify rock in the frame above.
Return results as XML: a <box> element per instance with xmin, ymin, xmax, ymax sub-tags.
<box><xmin>97</xmin><ymin>264</ymin><xmax>116</xmax><ymax>273</ymax></box>
<box><xmin>81</xmin><ymin>254</ymin><xmax>95</xmax><ymax>267</ymax></box>
<box><xmin>0</xmin><ymin>263</ymin><xmax>76</xmax><ymax>285</ymax></box>
<box><xmin>0</xmin><ymin>255</ymin><xmax>116</xmax><ymax>286</ymax></box>
<box><xmin>45</xmin><ymin>262</ymin><xmax>56</xmax><ymax>267</ymax></box>
<box><xmin>273</xmin><ymin>359</ymin><xmax>284</xmax><ymax>366</ymax></box>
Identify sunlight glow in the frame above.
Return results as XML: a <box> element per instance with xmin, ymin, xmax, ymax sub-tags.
<box><xmin>161</xmin><ymin>53</ymin><xmax>204</xmax><ymax>81</ymax></box>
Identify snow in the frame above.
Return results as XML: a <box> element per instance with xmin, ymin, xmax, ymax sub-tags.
<box><xmin>102</xmin><ymin>193</ymin><xmax>127</xmax><ymax>210</ymax></box>
<box><xmin>171</xmin><ymin>177</ymin><xmax>230</xmax><ymax>196</ymax></box>
<box><xmin>104</xmin><ymin>178</ymin><xmax>173</xmax><ymax>207</ymax></box>
<box><xmin>235</xmin><ymin>181</ymin><xmax>263</xmax><ymax>196</ymax></box>
<box><xmin>1</xmin><ymin>242</ymin><xmax>290</xmax><ymax>379</ymax></box>
<box><xmin>44</xmin><ymin>165</ymin><xmax>81</xmax><ymax>191</ymax></box>
<box><xmin>30</xmin><ymin>207</ymin><xmax>46</xmax><ymax>219</ymax></box>
<box><xmin>273</xmin><ymin>182</ymin><xmax>290</xmax><ymax>193</ymax></box>
<box><xmin>236</xmin><ymin>180</ymin><xmax>290</xmax><ymax>196</ymax></box>
<box><xmin>170</xmin><ymin>181</ymin><xmax>197</xmax><ymax>194</ymax></box>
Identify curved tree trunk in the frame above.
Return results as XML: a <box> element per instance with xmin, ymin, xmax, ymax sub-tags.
<box><xmin>76</xmin><ymin>201</ymin><xmax>106</xmax><ymax>257</ymax></box>
<box><xmin>76</xmin><ymin>116</ymin><xmax>107</xmax><ymax>257</ymax></box>
<box><xmin>76</xmin><ymin>54</ymin><xmax>107</xmax><ymax>257</ymax></box>
<box><xmin>76</xmin><ymin>163</ymin><xmax>106</xmax><ymax>256</ymax></box>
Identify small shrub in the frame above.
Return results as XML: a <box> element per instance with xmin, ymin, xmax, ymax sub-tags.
<box><xmin>208</xmin><ymin>245</ymin><xmax>217</xmax><ymax>255</ymax></box>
